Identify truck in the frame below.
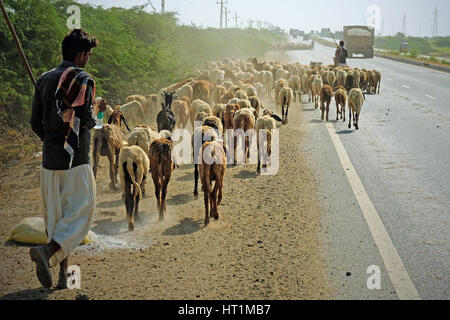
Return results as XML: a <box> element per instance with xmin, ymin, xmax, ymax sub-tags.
<box><xmin>343</xmin><ymin>26</ymin><xmax>374</xmax><ymax>58</ymax></box>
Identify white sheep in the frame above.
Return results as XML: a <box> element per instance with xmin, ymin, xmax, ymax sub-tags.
<box><xmin>255</xmin><ymin>114</ymin><xmax>277</xmax><ymax>173</ymax></box>
<box><xmin>176</xmin><ymin>84</ymin><xmax>193</xmax><ymax>103</ymax></box>
<box><xmin>278</xmin><ymin>87</ymin><xmax>294</xmax><ymax>125</ymax></box>
<box><xmin>347</xmin><ymin>88</ymin><xmax>365</xmax><ymax>130</ymax></box>
<box><xmin>127</xmin><ymin>126</ymin><xmax>160</xmax><ymax>158</ymax></box>
<box><xmin>232</xmin><ymin>108</ymin><xmax>256</xmax><ymax>165</ymax></box>
<box><xmin>120</xmin><ymin>101</ymin><xmax>145</xmax><ymax>127</ymax></box>
<box><xmin>189</xmin><ymin>99</ymin><xmax>212</xmax><ymax>129</ymax></box>
<box><xmin>118</xmin><ymin>145</ymin><xmax>150</xmax><ymax>231</ymax></box>
<box><xmin>254</xmin><ymin>82</ymin><xmax>264</xmax><ymax>98</ymax></box>
<box><xmin>311</xmin><ymin>75</ymin><xmax>323</xmax><ymax>110</ymax></box>
<box><xmin>336</xmin><ymin>69</ymin><xmax>347</xmax><ymax>87</ymax></box>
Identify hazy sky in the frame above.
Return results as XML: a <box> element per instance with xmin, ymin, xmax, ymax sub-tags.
<box><xmin>77</xmin><ymin>0</ymin><xmax>449</xmax><ymax>37</ymax></box>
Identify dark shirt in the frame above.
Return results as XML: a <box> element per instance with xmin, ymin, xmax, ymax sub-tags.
<box><xmin>337</xmin><ymin>46</ymin><xmax>348</xmax><ymax>64</ymax></box>
<box><xmin>30</xmin><ymin>61</ymin><xmax>96</xmax><ymax>170</ymax></box>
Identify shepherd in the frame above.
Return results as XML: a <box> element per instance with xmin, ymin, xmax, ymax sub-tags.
<box><xmin>334</xmin><ymin>40</ymin><xmax>348</xmax><ymax>67</ymax></box>
<box><xmin>29</xmin><ymin>29</ymin><xmax>102</xmax><ymax>289</ymax></box>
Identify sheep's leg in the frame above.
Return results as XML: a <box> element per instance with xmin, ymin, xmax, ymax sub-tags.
<box><xmin>194</xmin><ymin>164</ymin><xmax>199</xmax><ymax>196</ymax></box>
<box><xmin>141</xmin><ymin>176</ymin><xmax>146</xmax><ymax>200</ymax></box>
<box><xmin>336</xmin><ymin>101</ymin><xmax>340</xmax><ymax>121</ymax></box>
<box><xmin>160</xmin><ymin>176</ymin><xmax>170</xmax><ymax>221</ymax></box>
<box><xmin>114</xmin><ymin>148</ymin><xmax>120</xmax><ymax>186</ymax></box>
<box><xmin>355</xmin><ymin>111</ymin><xmax>360</xmax><ymax>130</ymax></box>
<box><xmin>152</xmin><ymin>175</ymin><xmax>161</xmax><ymax>217</ymax></box>
<box><xmin>212</xmin><ymin>183</ymin><xmax>219</xmax><ymax>220</ymax></box>
<box><xmin>247</xmin><ymin>135</ymin><xmax>253</xmax><ymax>163</ymax></box>
<box><xmin>92</xmin><ymin>138</ymin><xmax>99</xmax><ymax>179</ymax></box>
<box><xmin>209</xmin><ymin>190</ymin><xmax>215</xmax><ymax>219</ymax></box>
<box><xmin>348</xmin><ymin>108</ymin><xmax>352</xmax><ymax>129</ymax></box>
<box><xmin>125</xmin><ymin>182</ymin><xmax>134</xmax><ymax>231</ymax></box>
<box><xmin>203</xmin><ymin>185</ymin><xmax>210</xmax><ymax>226</ymax></box>
<box><xmin>320</xmin><ymin>101</ymin><xmax>325</xmax><ymax>121</ymax></box>
<box><xmin>326</xmin><ymin>102</ymin><xmax>330</xmax><ymax>122</ymax></box>
<box><xmin>233</xmin><ymin>136</ymin><xmax>238</xmax><ymax>166</ymax></box>
<box><xmin>107</xmin><ymin>149</ymin><xmax>115</xmax><ymax>190</ymax></box>
<box><xmin>134</xmin><ymin>190</ymin><xmax>140</xmax><ymax>223</ymax></box>
<box><xmin>257</xmin><ymin>145</ymin><xmax>261</xmax><ymax>174</ymax></box>
<box><xmin>217</xmin><ymin>174</ymin><xmax>224</xmax><ymax>206</ymax></box>
<box><xmin>342</xmin><ymin>104</ymin><xmax>346</xmax><ymax>122</ymax></box>
<box><xmin>285</xmin><ymin>105</ymin><xmax>290</xmax><ymax>124</ymax></box>
<box><xmin>244</xmin><ymin>137</ymin><xmax>249</xmax><ymax>164</ymax></box>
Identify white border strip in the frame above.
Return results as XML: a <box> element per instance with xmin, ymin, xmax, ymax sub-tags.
<box><xmin>325</xmin><ymin>123</ymin><xmax>420</xmax><ymax>300</ymax></box>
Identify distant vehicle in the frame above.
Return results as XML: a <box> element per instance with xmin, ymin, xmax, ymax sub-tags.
<box><xmin>289</xmin><ymin>29</ymin><xmax>305</xmax><ymax>38</ymax></box>
<box><xmin>343</xmin><ymin>26</ymin><xmax>374</xmax><ymax>58</ymax></box>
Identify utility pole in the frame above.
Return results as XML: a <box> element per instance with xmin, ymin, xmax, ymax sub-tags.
<box><xmin>235</xmin><ymin>12</ymin><xmax>238</xmax><ymax>29</ymax></box>
<box><xmin>216</xmin><ymin>0</ymin><xmax>228</xmax><ymax>29</ymax></box>
<box><xmin>248</xmin><ymin>19</ymin><xmax>253</xmax><ymax>29</ymax></box>
<box><xmin>432</xmin><ymin>6</ymin><xmax>438</xmax><ymax>38</ymax></box>
<box><xmin>225</xmin><ymin>7</ymin><xmax>231</xmax><ymax>29</ymax></box>
<box><xmin>161</xmin><ymin>0</ymin><xmax>165</xmax><ymax>14</ymax></box>
<box><xmin>401</xmin><ymin>12</ymin><xmax>407</xmax><ymax>38</ymax></box>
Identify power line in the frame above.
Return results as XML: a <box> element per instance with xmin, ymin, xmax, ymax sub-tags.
<box><xmin>216</xmin><ymin>0</ymin><xmax>227</xmax><ymax>29</ymax></box>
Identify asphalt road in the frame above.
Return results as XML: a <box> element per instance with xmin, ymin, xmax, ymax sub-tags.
<box><xmin>286</xmin><ymin>43</ymin><xmax>450</xmax><ymax>299</ymax></box>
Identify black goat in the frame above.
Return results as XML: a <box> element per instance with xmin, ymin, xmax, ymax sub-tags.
<box><xmin>157</xmin><ymin>91</ymin><xmax>177</xmax><ymax>132</ymax></box>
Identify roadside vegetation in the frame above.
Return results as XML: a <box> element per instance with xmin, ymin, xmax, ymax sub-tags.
<box><xmin>0</xmin><ymin>0</ymin><xmax>285</xmax><ymax>165</ymax></box>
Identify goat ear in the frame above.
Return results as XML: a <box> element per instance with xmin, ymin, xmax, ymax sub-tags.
<box><xmin>107</xmin><ymin>115</ymin><xmax>113</xmax><ymax>124</ymax></box>
<box><xmin>272</xmin><ymin>115</ymin><xmax>283</xmax><ymax>122</ymax></box>
<box><xmin>121</xmin><ymin>116</ymin><xmax>131</xmax><ymax>132</ymax></box>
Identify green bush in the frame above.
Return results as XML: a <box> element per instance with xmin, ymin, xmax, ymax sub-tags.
<box><xmin>0</xmin><ymin>0</ymin><xmax>285</xmax><ymax>133</ymax></box>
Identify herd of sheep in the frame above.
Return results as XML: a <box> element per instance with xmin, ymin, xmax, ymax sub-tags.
<box><xmin>92</xmin><ymin>57</ymin><xmax>381</xmax><ymax>230</ymax></box>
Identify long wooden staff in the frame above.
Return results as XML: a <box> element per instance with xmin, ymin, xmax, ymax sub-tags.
<box><xmin>0</xmin><ymin>0</ymin><xmax>36</xmax><ymax>86</ymax></box>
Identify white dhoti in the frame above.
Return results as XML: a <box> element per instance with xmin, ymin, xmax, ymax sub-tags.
<box><xmin>40</xmin><ymin>164</ymin><xmax>96</xmax><ymax>267</ymax></box>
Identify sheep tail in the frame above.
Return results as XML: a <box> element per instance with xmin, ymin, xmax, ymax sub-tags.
<box><xmin>126</xmin><ymin>161</ymin><xmax>142</xmax><ymax>200</ymax></box>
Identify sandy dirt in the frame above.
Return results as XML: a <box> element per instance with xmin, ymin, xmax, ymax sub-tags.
<box><xmin>0</xmin><ymin>86</ymin><xmax>331</xmax><ymax>300</ymax></box>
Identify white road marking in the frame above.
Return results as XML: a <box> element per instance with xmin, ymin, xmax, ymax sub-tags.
<box><xmin>425</xmin><ymin>94</ymin><xmax>436</xmax><ymax>100</ymax></box>
<box><xmin>402</xmin><ymin>85</ymin><xmax>411</xmax><ymax>89</ymax></box>
<box><xmin>387</xmin><ymin>78</ymin><xmax>393</xmax><ymax>81</ymax></box>
<box><xmin>325</xmin><ymin>123</ymin><xmax>421</xmax><ymax>300</ymax></box>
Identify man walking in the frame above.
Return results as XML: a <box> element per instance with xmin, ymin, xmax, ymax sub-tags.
<box><xmin>29</xmin><ymin>29</ymin><xmax>101</xmax><ymax>289</ymax></box>
<box><xmin>334</xmin><ymin>40</ymin><xmax>348</xmax><ymax>67</ymax></box>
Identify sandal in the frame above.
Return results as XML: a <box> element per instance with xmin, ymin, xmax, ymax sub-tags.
<box><xmin>29</xmin><ymin>246</ymin><xmax>53</xmax><ymax>288</ymax></box>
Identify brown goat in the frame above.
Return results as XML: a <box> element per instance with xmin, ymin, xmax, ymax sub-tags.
<box><xmin>172</xmin><ymin>97</ymin><xmax>190</xmax><ymax>129</ymax></box>
<box><xmin>149</xmin><ymin>138</ymin><xmax>175</xmax><ymax>221</ymax></box>
<box><xmin>192</xmin><ymin>80</ymin><xmax>213</xmax><ymax>104</ymax></box>
<box><xmin>334</xmin><ymin>86</ymin><xmax>347</xmax><ymax>122</ymax></box>
<box><xmin>92</xmin><ymin>110</ymin><xmax>130</xmax><ymax>189</ymax></box>
<box><xmin>219</xmin><ymin>92</ymin><xmax>234</xmax><ymax>104</ymax></box>
<box><xmin>199</xmin><ymin>140</ymin><xmax>226</xmax><ymax>226</ymax></box>
<box><xmin>320</xmin><ymin>85</ymin><xmax>333</xmax><ymax>122</ymax></box>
